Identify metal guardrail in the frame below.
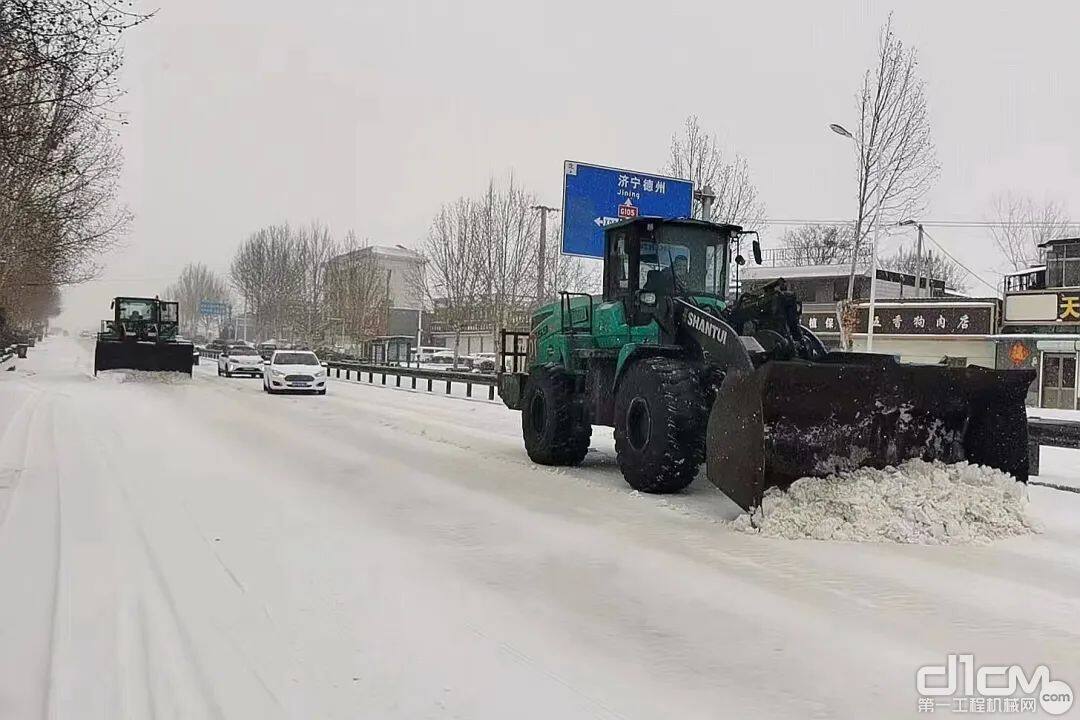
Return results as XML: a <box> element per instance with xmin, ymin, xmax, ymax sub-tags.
<box><xmin>207</xmin><ymin>345</ymin><xmax>1080</xmax><ymax>474</ymax></box>
<box><xmin>326</xmin><ymin>360</ymin><xmax>498</xmax><ymax>401</ymax></box>
<box><xmin>1028</xmin><ymin>417</ymin><xmax>1080</xmax><ymax>484</ymax></box>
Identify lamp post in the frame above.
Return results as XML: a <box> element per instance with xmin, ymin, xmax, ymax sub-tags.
<box><xmin>830</xmin><ymin>122</ymin><xmax>880</xmax><ymax>352</ymax></box>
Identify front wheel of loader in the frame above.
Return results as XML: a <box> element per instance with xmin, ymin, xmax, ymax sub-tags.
<box><xmin>521</xmin><ymin>364</ymin><xmax>591</xmax><ymax>466</ymax></box>
<box><xmin>614</xmin><ymin>357</ymin><xmax>707</xmax><ymax>494</ymax></box>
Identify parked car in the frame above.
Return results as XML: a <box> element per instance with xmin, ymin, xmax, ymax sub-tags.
<box><xmin>262</xmin><ymin>350</ymin><xmax>327</xmax><ymax>395</ymax></box>
<box><xmin>257</xmin><ymin>342</ymin><xmax>278</xmax><ymax>360</ymax></box>
<box><xmin>217</xmin><ymin>345</ymin><xmax>263</xmax><ymax>377</ymax></box>
<box><xmin>469</xmin><ymin>353</ymin><xmax>497</xmax><ymax>373</ymax></box>
<box><xmin>410</xmin><ymin>346</ymin><xmax>445</xmax><ymax>364</ymax></box>
<box><xmin>429</xmin><ymin>350</ymin><xmax>474</xmax><ymax>371</ymax></box>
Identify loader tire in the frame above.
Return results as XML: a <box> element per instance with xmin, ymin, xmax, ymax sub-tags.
<box><xmin>614</xmin><ymin>357</ymin><xmax>707</xmax><ymax>493</ymax></box>
<box><xmin>521</xmin><ymin>364</ymin><xmax>591</xmax><ymax>466</ymax></box>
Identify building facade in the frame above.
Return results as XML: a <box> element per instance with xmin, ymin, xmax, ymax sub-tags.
<box><xmin>325</xmin><ymin>244</ymin><xmax>425</xmax><ymax>347</ymax></box>
<box><xmin>997</xmin><ymin>238</ymin><xmax>1080</xmax><ymax>409</ymax></box>
<box><xmin>427</xmin><ymin>300</ymin><xmax>531</xmax><ymax>355</ymax></box>
<box><xmin>744</xmin><ymin>250</ymin><xmax>1000</xmax><ymax>369</ymax></box>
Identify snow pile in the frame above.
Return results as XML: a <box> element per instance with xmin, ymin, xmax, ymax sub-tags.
<box><xmin>95</xmin><ymin>369</ymin><xmax>191</xmax><ymax>384</ymax></box>
<box><xmin>732</xmin><ymin>459</ymin><xmax>1040</xmax><ymax>545</ymax></box>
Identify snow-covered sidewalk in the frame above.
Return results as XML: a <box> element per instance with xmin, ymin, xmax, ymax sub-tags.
<box><xmin>0</xmin><ymin>337</ymin><xmax>1078</xmax><ymax>719</ymax></box>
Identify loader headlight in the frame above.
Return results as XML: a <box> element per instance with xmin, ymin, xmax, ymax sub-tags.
<box><xmin>640</xmin><ymin>292</ymin><xmax>657</xmax><ymax>306</ymax></box>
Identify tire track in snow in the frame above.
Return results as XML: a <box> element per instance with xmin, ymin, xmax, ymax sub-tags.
<box><xmin>315</xmin><ymin>374</ymin><xmax>1080</xmax><ymax>643</ymax></box>
<box><xmin>57</xmin><ymin>346</ymin><xmax>1078</xmax><ymax>718</ymax></box>
<box><xmin>0</xmin><ymin>393</ymin><xmax>61</xmax><ymax>720</ymax></box>
<box><xmin>0</xmin><ymin>385</ymin><xmax>42</xmax><ymax>528</ymax></box>
<box><xmin>44</xmin><ymin>385</ymin><xmax>228</xmax><ymax>719</ymax></box>
<box><xmin>199</xmin><ymin>370</ymin><xmax>1080</xmax><ymax>694</ymax></box>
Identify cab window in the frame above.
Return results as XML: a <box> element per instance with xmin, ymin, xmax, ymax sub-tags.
<box><xmin>607</xmin><ymin>231</ymin><xmax>630</xmax><ymax>295</ymax></box>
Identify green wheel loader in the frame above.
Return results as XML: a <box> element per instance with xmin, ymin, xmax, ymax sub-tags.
<box><xmin>497</xmin><ymin>217</ymin><xmax>1035</xmax><ymax>510</ymax></box>
<box><xmin>94</xmin><ymin>297</ymin><xmax>195</xmax><ymax>376</ymax></box>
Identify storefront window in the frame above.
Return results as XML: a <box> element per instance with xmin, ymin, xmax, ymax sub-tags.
<box><xmin>1042</xmin><ymin>353</ymin><xmax>1078</xmax><ymax>409</ymax></box>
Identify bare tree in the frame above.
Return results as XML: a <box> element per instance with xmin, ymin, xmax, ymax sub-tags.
<box><xmin>293</xmin><ymin>221</ymin><xmax>339</xmax><ymax>342</ymax></box>
<box><xmin>988</xmin><ymin>193</ymin><xmax>1078</xmax><ymax>271</ymax></box>
<box><xmin>230</xmin><ymin>224</ymin><xmax>306</xmax><ymax>341</ymax></box>
<box><xmin>842</xmin><ymin>16</ymin><xmax>939</xmax><ymax>299</ymax></box>
<box><xmin>882</xmin><ymin>246</ymin><xmax>968</xmax><ymax>293</ymax></box>
<box><xmin>477</xmin><ymin>174</ymin><xmax>540</xmax><ymax>337</ymax></box>
<box><xmin>779</xmin><ymin>224</ymin><xmax>857</xmax><ymax>266</ymax></box>
<box><xmin>542</xmin><ymin>222</ymin><xmax>600</xmax><ymax>297</ymax></box>
<box><xmin>163</xmin><ymin>263</ymin><xmax>230</xmax><ymax>338</ymax></box>
<box><xmin>0</xmin><ymin>1</ymin><xmax>153</xmax><ymax>115</ymax></box>
<box><xmin>0</xmin><ymin>0</ymin><xmax>148</xmax><ymax>333</ymax></box>
<box><xmin>323</xmin><ymin>232</ymin><xmax>390</xmax><ymax>347</ymax></box>
<box><xmin>411</xmin><ymin>197</ymin><xmax>486</xmax><ymax>361</ymax></box>
<box><xmin>664</xmin><ymin>115</ymin><xmax>765</xmax><ymax>227</ymax></box>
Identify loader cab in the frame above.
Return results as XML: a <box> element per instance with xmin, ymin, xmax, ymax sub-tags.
<box><xmin>110</xmin><ymin>297</ymin><xmax>180</xmax><ymax>342</ymax></box>
<box><xmin>602</xmin><ymin>217</ymin><xmax>745</xmax><ymax>326</ymax></box>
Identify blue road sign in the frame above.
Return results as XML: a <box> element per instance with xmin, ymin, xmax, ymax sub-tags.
<box><xmin>198</xmin><ymin>300</ymin><xmax>229</xmax><ymax>317</ymax></box>
<box><xmin>561</xmin><ymin>160</ymin><xmax>694</xmax><ymax>258</ymax></box>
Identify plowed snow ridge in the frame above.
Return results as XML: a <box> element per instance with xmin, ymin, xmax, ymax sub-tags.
<box><xmin>733</xmin><ymin>459</ymin><xmax>1040</xmax><ymax>544</ymax></box>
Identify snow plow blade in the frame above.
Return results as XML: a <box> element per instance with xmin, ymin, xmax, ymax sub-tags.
<box><xmin>94</xmin><ymin>340</ymin><xmax>195</xmax><ymax>376</ymax></box>
<box><xmin>705</xmin><ymin>354</ymin><xmax>1037</xmax><ymax>511</ymax></box>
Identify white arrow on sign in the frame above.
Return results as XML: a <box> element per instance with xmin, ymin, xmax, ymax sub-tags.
<box><xmin>593</xmin><ymin>216</ymin><xmax>620</xmax><ymax>227</ymax></box>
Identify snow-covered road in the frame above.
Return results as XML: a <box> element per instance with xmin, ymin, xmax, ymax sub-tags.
<box><xmin>1</xmin><ymin>337</ymin><xmax>1078</xmax><ymax>719</ymax></box>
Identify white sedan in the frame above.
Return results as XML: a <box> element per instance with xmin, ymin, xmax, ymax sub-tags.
<box><xmin>217</xmin><ymin>346</ymin><xmax>263</xmax><ymax>377</ymax></box>
<box><xmin>262</xmin><ymin>350</ymin><xmax>327</xmax><ymax>395</ymax></box>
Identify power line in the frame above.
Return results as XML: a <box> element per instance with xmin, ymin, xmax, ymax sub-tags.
<box><xmin>917</xmin><ymin>227</ymin><xmax>1000</xmax><ymax>295</ymax></box>
<box><xmin>760</xmin><ymin>218</ymin><xmax>1080</xmax><ymax>229</ymax></box>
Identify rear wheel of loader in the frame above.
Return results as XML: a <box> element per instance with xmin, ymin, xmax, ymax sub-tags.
<box><xmin>614</xmin><ymin>357</ymin><xmax>707</xmax><ymax>493</ymax></box>
<box><xmin>521</xmin><ymin>364</ymin><xmax>591</xmax><ymax>466</ymax></box>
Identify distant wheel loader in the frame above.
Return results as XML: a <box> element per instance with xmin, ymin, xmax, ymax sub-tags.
<box><xmin>94</xmin><ymin>297</ymin><xmax>195</xmax><ymax>376</ymax></box>
<box><xmin>497</xmin><ymin>217</ymin><xmax>1035</xmax><ymax>510</ymax></box>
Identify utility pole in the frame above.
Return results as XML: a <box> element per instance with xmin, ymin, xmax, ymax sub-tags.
<box><xmin>694</xmin><ymin>185</ymin><xmax>717</xmax><ymax>222</ymax></box>
<box><xmin>899</xmin><ymin>220</ymin><xmax>925</xmax><ymax>297</ymax></box>
<box><xmin>531</xmin><ymin>205</ymin><xmax>560</xmax><ymax>304</ymax></box>
<box><xmin>915</xmin><ymin>222</ymin><xmax>925</xmax><ymax>297</ymax></box>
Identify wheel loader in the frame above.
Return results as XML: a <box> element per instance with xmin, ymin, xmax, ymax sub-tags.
<box><xmin>497</xmin><ymin>217</ymin><xmax>1035</xmax><ymax>510</ymax></box>
<box><xmin>94</xmin><ymin>297</ymin><xmax>195</xmax><ymax>376</ymax></box>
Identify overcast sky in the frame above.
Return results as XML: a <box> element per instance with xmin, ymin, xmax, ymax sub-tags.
<box><xmin>58</xmin><ymin>0</ymin><xmax>1080</xmax><ymax>329</ymax></box>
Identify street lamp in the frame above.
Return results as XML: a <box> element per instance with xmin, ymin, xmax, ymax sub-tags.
<box><xmin>830</xmin><ymin>121</ymin><xmax>880</xmax><ymax>352</ymax></box>
<box><xmin>829</xmin><ymin>123</ymin><xmax>854</xmax><ymax>139</ymax></box>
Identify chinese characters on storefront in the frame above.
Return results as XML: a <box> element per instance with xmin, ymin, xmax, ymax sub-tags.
<box><xmin>802</xmin><ymin>304</ymin><xmax>994</xmax><ymax>336</ymax></box>
<box><xmin>1059</xmin><ymin>293</ymin><xmax>1080</xmax><ymax>321</ymax></box>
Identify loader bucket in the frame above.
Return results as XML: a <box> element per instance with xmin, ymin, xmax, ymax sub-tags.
<box><xmin>94</xmin><ymin>340</ymin><xmax>195</xmax><ymax>376</ymax></box>
<box><xmin>705</xmin><ymin>353</ymin><xmax>1036</xmax><ymax>511</ymax></box>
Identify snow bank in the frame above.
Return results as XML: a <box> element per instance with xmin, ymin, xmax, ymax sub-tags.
<box><xmin>732</xmin><ymin>459</ymin><xmax>1040</xmax><ymax>545</ymax></box>
<box><xmin>95</xmin><ymin>369</ymin><xmax>191</xmax><ymax>384</ymax></box>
